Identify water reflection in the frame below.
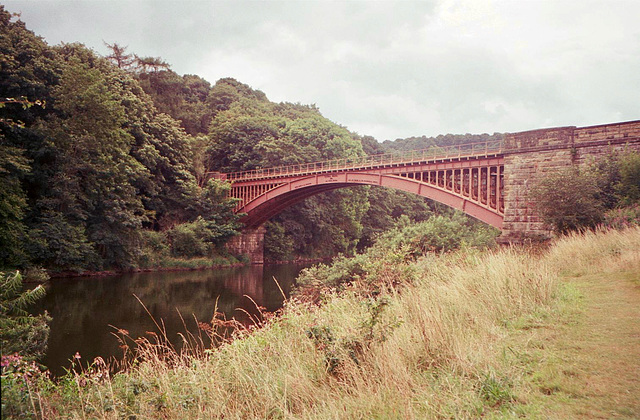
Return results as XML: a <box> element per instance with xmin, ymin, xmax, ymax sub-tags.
<box><xmin>37</xmin><ymin>264</ymin><xmax>308</xmax><ymax>376</ymax></box>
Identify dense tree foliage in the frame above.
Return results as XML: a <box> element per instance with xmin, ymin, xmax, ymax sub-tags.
<box><xmin>0</xmin><ymin>8</ymin><xmax>239</xmax><ymax>271</ymax></box>
<box><xmin>202</xmin><ymin>80</ymin><xmax>370</xmax><ymax>260</ymax></box>
<box><xmin>295</xmin><ymin>212</ymin><xmax>499</xmax><ymax>296</ymax></box>
<box><xmin>383</xmin><ymin>132</ymin><xmax>503</xmax><ymax>152</ymax></box>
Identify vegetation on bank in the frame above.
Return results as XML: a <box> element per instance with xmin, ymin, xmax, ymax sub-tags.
<box><xmin>4</xmin><ymin>219</ymin><xmax>638</xmax><ymax>418</ymax></box>
<box><xmin>530</xmin><ymin>149</ymin><xmax>640</xmax><ymax>234</ymax></box>
<box><xmin>0</xmin><ymin>7</ymin><xmax>242</xmax><ymax>273</ymax></box>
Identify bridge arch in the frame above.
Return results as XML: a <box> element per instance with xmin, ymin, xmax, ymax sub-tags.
<box><xmin>237</xmin><ymin>172</ymin><xmax>504</xmax><ymax>230</ymax></box>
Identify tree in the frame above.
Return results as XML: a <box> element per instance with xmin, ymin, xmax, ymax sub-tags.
<box><xmin>616</xmin><ymin>151</ymin><xmax>640</xmax><ymax>204</ymax></box>
<box><xmin>0</xmin><ymin>271</ymin><xmax>51</xmax><ymax>360</ymax></box>
<box><xmin>0</xmin><ymin>6</ymin><xmax>62</xmax><ymax>268</ymax></box>
<box><xmin>0</xmin><ymin>144</ymin><xmax>30</xmax><ymax>267</ymax></box>
<box><xmin>31</xmin><ymin>45</ymin><xmax>149</xmax><ymax>269</ymax></box>
<box><xmin>104</xmin><ymin>42</ymin><xmax>134</xmax><ymax>70</ymax></box>
<box><xmin>134</xmin><ymin>55</ymin><xmax>170</xmax><ymax>73</ymax></box>
<box><xmin>0</xmin><ymin>10</ymin><xmax>246</xmax><ymax>271</ymax></box>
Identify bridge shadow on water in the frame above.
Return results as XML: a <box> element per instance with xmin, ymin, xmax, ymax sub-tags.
<box><xmin>36</xmin><ymin>263</ymin><xmax>310</xmax><ymax>376</ymax></box>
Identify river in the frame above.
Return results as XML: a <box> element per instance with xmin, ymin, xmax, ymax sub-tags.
<box><xmin>36</xmin><ymin>263</ymin><xmax>311</xmax><ymax>376</ymax></box>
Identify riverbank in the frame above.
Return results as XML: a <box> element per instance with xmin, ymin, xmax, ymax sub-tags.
<box><xmin>39</xmin><ymin>257</ymin><xmax>330</xmax><ymax>280</ymax></box>
<box><xmin>3</xmin><ymin>227</ymin><xmax>639</xmax><ymax>418</ymax></box>
<box><xmin>38</xmin><ymin>255</ymin><xmax>249</xmax><ymax>280</ymax></box>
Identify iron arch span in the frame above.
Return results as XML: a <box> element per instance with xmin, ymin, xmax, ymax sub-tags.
<box><xmin>236</xmin><ymin>172</ymin><xmax>504</xmax><ymax>230</ymax></box>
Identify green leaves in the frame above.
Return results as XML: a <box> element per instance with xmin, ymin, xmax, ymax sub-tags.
<box><xmin>532</xmin><ymin>150</ymin><xmax>640</xmax><ymax>235</ymax></box>
<box><xmin>532</xmin><ymin>168</ymin><xmax>605</xmax><ymax>234</ymax></box>
<box><xmin>0</xmin><ymin>11</ymin><xmax>241</xmax><ymax>271</ymax></box>
<box><xmin>617</xmin><ymin>151</ymin><xmax>640</xmax><ymax>204</ymax></box>
<box><xmin>0</xmin><ymin>271</ymin><xmax>44</xmax><ymax>318</ymax></box>
<box><xmin>0</xmin><ymin>270</ymin><xmax>51</xmax><ymax>360</ymax></box>
<box><xmin>372</xmin><ymin>213</ymin><xmax>499</xmax><ymax>259</ymax></box>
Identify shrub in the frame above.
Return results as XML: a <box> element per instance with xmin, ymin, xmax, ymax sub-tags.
<box><xmin>138</xmin><ymin>230</ymin><xmax>170</xmax><ymax>268</ymax></box>
<box><xmin>167</xmin><ymin>217</ymin><xmax>220</xmax><ymax>258</ymax></box>
<box><xmin>617</xmin><ymin>151</ymin><xmax>640</xmax><ymax>204</ymax></box>
<box><xmin>530</xmin><ymin>168</ymin><xmax>605</xmax><ymax>234</ymax></box>
<box><xmin>295</xmin><ymin>214</ymin><xmax>498</xmax><ymax>300</ymax></box>
<box><xmin>603</xmin><ymin>204</ymin><xmax>640</xmax><ymax>230</ymax></box>
<box><xmin>372</xmin><ymin>212</ymin><xmax>498</xmax><ymax>258</ymax></box>
<box><xmin>532</xmin><ymin>151</ymin><xmax>640</xmax><ymax>234</ymax></box>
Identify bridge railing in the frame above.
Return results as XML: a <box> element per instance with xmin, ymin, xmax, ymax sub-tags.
<box><xmin>216</xmin><ymin>140</ymin><xmax>503</xmax><ymax>182</ymax></box>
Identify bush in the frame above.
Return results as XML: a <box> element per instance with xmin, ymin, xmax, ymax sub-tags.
<box><xmin>617</xmin><ymin>151</ymin><xmax>640</xmax><ymax>204</ymax></box>
<box><xmin>372</xmin><ymin>213</ymin><xmax>498</xmax><ymax>258</ymax></box>
<box><xmin>167</xmin><ymin>217</ymin><xmax>221</xmax><ymax>258</ymax></box>
<box><xmin>138</xmin><ymin>230</ymin><xmax>170</xmax><ymax>268</ymax></box>
<box><xmin>532</xmin><ymin>151</ymin><xmax>640</xmax><ymax>235</ymax></box>
<box><xmin>295</xmin><ymin>214</ymin><xmax>498</xmax><ymax>299</ymax></box>
<box><xmin>603</xmin><ymin>204</ymin><xmax>640</xmax><ymax>230</ymax></box>
<box><xmin>530</xmin><ymin>168</ymin><xmax>605</xmax><ymax>234</ymax></box>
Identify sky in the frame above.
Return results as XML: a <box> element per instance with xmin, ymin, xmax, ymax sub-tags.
<box><xmin>4</xmin><ymin>0</ymin><xmax>640</xmax><ymax>141</ymax></box>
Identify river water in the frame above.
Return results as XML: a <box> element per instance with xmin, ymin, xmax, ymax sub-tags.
<box><xmin>36</xmin><ymin>263</ymin><xmax>310</xmax><ymax>376</ymax></box>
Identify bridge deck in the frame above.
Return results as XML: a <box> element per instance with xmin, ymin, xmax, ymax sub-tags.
<box><xmin>210</xmin><ymin>140</ymin><xmax>503</xmax><ymax>183</ymax></box>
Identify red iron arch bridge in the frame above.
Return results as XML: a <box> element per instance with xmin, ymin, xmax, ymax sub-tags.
<box><xmin>210</xmin><ymin>140</ymin><xmax>505</xmax><ymax>230</ymax></box>
<box><xmin>209</xmin><ymin>120</ymin><xmax>640</xmax><ymax>261</ymax></box>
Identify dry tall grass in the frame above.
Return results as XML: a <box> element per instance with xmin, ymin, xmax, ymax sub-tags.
<box><xmin>27</xmin><ymin>227</ymin><xmax>640</xmax><ymax>419</ymax></box>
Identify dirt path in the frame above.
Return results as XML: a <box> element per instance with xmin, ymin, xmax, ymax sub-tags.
<box><xmin>538</xmin><ymin>269</ymin><xmax>640</xmax><ymax>418</ymax></box>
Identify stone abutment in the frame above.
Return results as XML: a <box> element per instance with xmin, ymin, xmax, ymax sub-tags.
<box><xmin>499</xmin><ymin>120</ymin><xmax>640</xmax><ymax>242</ymax></box>
<box><xmin>226</xmin><ymin>226</ymin><xmax>266</xmax><ymax>264</ymax></box>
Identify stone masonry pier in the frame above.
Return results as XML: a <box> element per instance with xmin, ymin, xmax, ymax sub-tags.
<box><xmin>500</xmin><ymin>120</ymin><xmax>640</xmax><ymax>242</ymax></box>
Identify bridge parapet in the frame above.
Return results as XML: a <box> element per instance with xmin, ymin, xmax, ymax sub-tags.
<box><xmin>574</xmin><ymin>120</ymin><xmax>640</xmax><ymax>144</ymax></box>
<box><xmin>503</xmin><ymin>120</ymin><xmax>640</xmax><ymax>154</ymax></box>
<box><xmin>215</xmin><ymin>140</ymin><xmax>503</xmax><ymax>182</ymax></box>
<box><xmin>503</xmin><ymin>126</ymin><xmax>575</xmax><ymax>151</ymax></box>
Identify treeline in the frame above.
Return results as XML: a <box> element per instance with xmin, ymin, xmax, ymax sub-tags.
<box><xmin>1</xmin><ymin>7</ymin><xmax>494</xmax><ymax>272</ymax></box>
<box><xmin>382</xmin><ymin>132</ymin><xmax>503</xmax><ymax>152</ymax></box>
<box><xmin>0</xmin><ymin>8</ymin><xmax>239</xmax><ymax>271</ymax></box>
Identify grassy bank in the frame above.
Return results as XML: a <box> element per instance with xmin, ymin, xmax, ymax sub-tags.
<box><xmin>3</xmin><ymin>228</ymin><xmax>639</xmax><ymax>419</ymax></box>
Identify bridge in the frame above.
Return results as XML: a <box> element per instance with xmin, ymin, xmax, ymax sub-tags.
<box><xmin>213</xmin><ymin>120</ymin><xmax>640</xmax><ymax>263</ymax></box>
<box><xmin>216</xmin><ymin>141</ymin><xmax>504</xmax><ymax>229</ymax></box>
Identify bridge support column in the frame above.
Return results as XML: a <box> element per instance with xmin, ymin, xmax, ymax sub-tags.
<box><xmin>226</xmin><ymin>226</ymin><xmax>266</xmax><ymax>264</ymax></box>
<box><xmin>499</xmin><ymin>126</ymin><xmax>574</xmax><ymax>243</ymax></box>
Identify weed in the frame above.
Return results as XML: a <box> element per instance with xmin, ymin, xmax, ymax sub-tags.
<box><xmin>478</xmin><ymin>370</ymin><xmax>514</xmax><ymax>407</ymax></box>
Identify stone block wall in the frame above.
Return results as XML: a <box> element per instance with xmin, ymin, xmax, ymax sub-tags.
<box><xmin>574</xmin><ymin>120</ymin><xmax>640</xmax><ymax>144</ymax></box>
<box><xmin>226</xmin><ymin>226</ymin><xmax>266</xmax><ymax>264</ymax></box>
<box><xmin>499</xmin><ymin>120</ymin><xmax>640</xmax><ymax>243</ymax></box>
<box><xmin>503</xmin><ymin>126</ymin><xmax>574</xmax><ymax>150</ymax></box>
<box><xmin>500</xmin><ymin>149</ymin><xmax>574</xmax><ymax>242</ymax></box>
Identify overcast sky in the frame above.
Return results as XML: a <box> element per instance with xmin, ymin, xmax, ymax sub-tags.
<box><xmin>4</xmin><ymin>0</ymin><xmax>639</xmax><ymax>141</ymax></box>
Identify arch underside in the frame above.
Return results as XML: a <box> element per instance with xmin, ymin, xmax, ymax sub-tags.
<box><xmin>236</xmin><ymin>173</ymin><xmax>503</xmax><ymax>230</ymax></box>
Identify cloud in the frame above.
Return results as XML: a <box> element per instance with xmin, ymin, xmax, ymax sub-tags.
<box><xmin>4</xmin><ymin>0</ymin><xmax>639</xmax><ymax>140</ymax></box>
